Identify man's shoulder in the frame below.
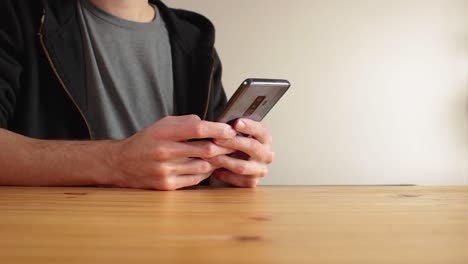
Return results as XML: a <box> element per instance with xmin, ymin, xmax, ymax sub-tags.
<box><xmin>170</xmin><ymin>8</ymin><xmax>215</xmax><ymax>33</ymax></box>
<box><xmin>156</xmin><ymin>2</ymin><xmax>216</xmax><ymax>50</ymax></box>
<box><xmin>0</xmin><ymin>1</ymin><xmax>43</xmax><ymax>40</ymax></box>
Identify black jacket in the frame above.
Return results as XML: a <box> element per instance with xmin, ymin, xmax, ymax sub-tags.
<box><xmin>0</xmin><ymin>0</ymin><xmax>226</xmax><ymax>140</ymax></box>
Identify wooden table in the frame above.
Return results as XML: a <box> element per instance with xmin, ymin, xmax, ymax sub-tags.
<box><xmin>1</xmin><ymin>186</ymin><xmax>467</xmax><ymax>264</ymax></box>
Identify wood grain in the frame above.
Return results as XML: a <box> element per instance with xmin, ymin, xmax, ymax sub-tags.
<box><xmin>1</xmin><ymin>186</ymin><xmax>467</xmax><ymax>264</ymax></box>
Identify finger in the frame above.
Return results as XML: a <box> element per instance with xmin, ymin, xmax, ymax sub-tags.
<box><xmin>212</xmin><ymin>169</ymin><xmax>260</xmax><ymax>188</ymax></box>
<box><xmin>184</xmin><ymin>140</ymin><xmax>235</xmax><ymax>158</ymax></box>
<box><xmin>205</xmin><ymin>155</ymin><xmax>268</xmax><ymax>177</ymax></box>
<box><xmin>188</xmin><ymin>120</ymin><xmax>237</xmax><ymax>140</ymax></box>
<box><xmin>233</xmin><ymin>119</ymin><xmax>272</xmax><ymax>145</ymax></box>
<box><xmin>213</xmin><ymin>136</ymin><xmax>274</xmax><ymax>164</ymax></box>
<box><xmin>168</xmin><ymin>159</ymin><xmax>217</xmax><ymax>176</ymax></box>
<box><xmin>159</xmin><ymin>173</ymin><xmax>211</xmax><ymax>191</ymax></box>
<box><xmin>153</xmin><ymin>141</ymin><xmax>234</xmax><ymax>160</ymax></box>
<box><xmin>158</xmin><ymin>115</ymin><xmax>237</xmax><ymax>141</ymax></box>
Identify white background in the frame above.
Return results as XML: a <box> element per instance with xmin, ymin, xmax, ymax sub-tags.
<box><xmin>168</xmin><ymin>0</ymin><xmax>468</xmax><ymax>185</ymax></box>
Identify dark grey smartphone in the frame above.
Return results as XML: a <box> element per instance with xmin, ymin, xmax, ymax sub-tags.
<box><xmin>216</xmin><ymin>78</ymin><xmax>290</xmax><ymax>124</ymax></box>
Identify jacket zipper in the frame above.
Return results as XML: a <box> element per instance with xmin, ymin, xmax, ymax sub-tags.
<box><xmin>202</xmin><ymin>55</ymin><xmax>215</xmax><ymax>120</ymax></box>
<box><xmin>38</xmin><ymin>10</ymin><xmax>93</xmax><ymax>139</ymax></box>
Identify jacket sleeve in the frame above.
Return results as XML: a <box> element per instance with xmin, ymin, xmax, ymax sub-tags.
<box><xmin>209</xmin><ymin>48</ymin><xmax>227</xmax><ymax>120</ymax></box>
<box><xmin>0</xmin><ymin>1</ymin><xmax>23</xmax><ymax>128</ymax></box>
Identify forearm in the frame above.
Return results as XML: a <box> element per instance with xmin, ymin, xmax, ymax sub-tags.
<box><xmin>0</xmin><ymin>128</ymin><xmax>116</xmax><ymax>186</ymax></box>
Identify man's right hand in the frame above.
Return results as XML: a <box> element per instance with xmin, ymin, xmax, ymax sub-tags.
<box><xmin>108</xmin><ymin>115</ymin><xmax>236</xmax><ymax>190</ymax></box>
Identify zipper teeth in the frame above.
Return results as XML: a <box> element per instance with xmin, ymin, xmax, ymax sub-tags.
<box><xmin>202</xmin><ymin>57</ymin><xmax>215</xmax><ymax>120</ymax></box>
<box><xmin>38</xmin><ymin>12</ymin><xmax>93</xmax><ymax>139</ymax></box>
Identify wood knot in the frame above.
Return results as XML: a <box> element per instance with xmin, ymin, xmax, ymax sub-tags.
<box><xmin>233</xmin><ymin>235</ymin><xmax>262</xmax><ymax>241</ymax></box>
<box><xmin>63</xmin><ymin>192</ymin><xmax>88</xmax><ymax>196</ymax></box>
<box><xmin>399</xmin><ymin>194</ymin><xmax>421</xmax><ymax>198</ymax></box>
<box><xmin>249</xmin><ymin>216</ymin><xmax>272</xmax><ymax>222</ymax></box>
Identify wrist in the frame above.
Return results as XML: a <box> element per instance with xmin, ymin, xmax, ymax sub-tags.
<box><xmin>97</xmin><ymin>139</ymin><xmax>123</xmax><ymax>186</ymax></box>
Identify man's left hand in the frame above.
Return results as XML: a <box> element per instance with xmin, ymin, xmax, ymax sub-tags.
<box><xmin>206</xmin><ymin>118</ymin><xmax>274</xmax><ymax>188</ymax></box>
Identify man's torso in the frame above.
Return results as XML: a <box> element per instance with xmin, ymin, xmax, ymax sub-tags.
<box><xmin>77</xmin><ymin>0</ymin><xmax>174</xmax><ymax>139</ymax></box>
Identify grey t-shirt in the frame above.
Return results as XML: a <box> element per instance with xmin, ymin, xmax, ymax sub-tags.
<box><xmin>77</xmin><ymin>0</ymin><xmax>174</xmax><ymax>139</ymax></box>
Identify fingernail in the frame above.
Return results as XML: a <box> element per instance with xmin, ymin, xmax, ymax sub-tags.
<box><xmin>236</xmin><ymin>120</ymin><xmax>246</xmax><ymax>129</ymax></box>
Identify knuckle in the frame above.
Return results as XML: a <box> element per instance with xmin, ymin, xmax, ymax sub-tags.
<box><xmin>152</xmin><ymin>145</ymin><xmax>169</xmax><ymax>160</ymax></box>
<box><xmin>204</xmin><ymin>143</ymin><xmax>218</xmax><ymax>157</ymax></box>
<box><xmin>250</xmin><ymin>142</ymin><xmax>265</xmax><ymax>159</ymax></box>
<box><xmin>249</xmin><ymin>139</ymin><xmax>261</xmax><ymax>150</ymax></box>
<box><xmin>191</xmin><ymin>122</ymin><xmax>205</xmax><ymax>138</ymax></box>
<box><xmin>188</xmin><ymin>114</ymin><xmax>201</xmax><ymax>121</ymax></box>
<box><xmin>197</xmin><ymin>161</ymin><xmax>213</xmax><ymax>173</ymax></box>
<box><xmin>235</xmin><ymin>163</ymin><xmax>249</xmax><ymax>175</ymax></box>
<box><xmin>259</xmin><ymin>167</ymin><xmax>268</xmax><ymax>177</ymax></box>
<box><xmin>158</xmin><ymin>180</ymin><xmax>175</xmax><ymax>191</ymax></box>
<box><xmin>154</xmin><ymin>164</ymin><xmax>172</xmax><ymax>177</ymax></box>
<box><xmin>205</xmin><ymin>156</ymin><xmax>219</xmax><ymax>167</ymax></box>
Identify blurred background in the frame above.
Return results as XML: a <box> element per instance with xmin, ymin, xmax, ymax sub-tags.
<box><xmin>168</xmin><ymin>0</ymin><xmax>468</xmax><ymax>185</ymax></box>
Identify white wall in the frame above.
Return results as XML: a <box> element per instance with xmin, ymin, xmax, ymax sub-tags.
<box><xmin>167</xmin><ymin>0</ymin><xmax>468</xmax><ymax>185</ymax></box>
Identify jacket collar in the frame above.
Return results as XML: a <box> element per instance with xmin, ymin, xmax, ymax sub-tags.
<box><xmin>41</xmin><ymin>0</ymin><xmax>216</xmax><ymax>52</ymax></box>
<box><xmin>153</xmin><ymin>0</ymin><xmax>215</xmax><ymax>52</ymax></box>
<box><xmin>39</xmin><ymin>0</ymin><xmax>218</xmax><ymax>123</ymax></box>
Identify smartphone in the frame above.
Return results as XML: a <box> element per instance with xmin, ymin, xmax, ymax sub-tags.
<box><xmin>216</xmin><ymin>78</ymin><xmax>290</xmax><ymax>124</ymax></box>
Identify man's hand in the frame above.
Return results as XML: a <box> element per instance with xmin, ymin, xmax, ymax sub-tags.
<box><xmin>109</xmin><ymin>115</ymin><xmax>236</xmax><ymax>190</ymax></box>
<box><xmin>207</xmin><ymin>119</ymin><xmax>274</xmax><ymax>188</ymax></box>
